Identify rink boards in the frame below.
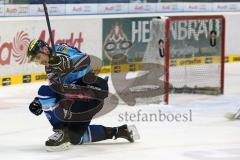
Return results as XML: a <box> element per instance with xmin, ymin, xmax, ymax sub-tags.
<box><xmin>1</xmin><ymin>13</ymin><xmax>240</xmax><ymax>86</ymax></box>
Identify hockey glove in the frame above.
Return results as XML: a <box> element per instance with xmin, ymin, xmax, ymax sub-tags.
<box><xmin>29</xmin><ymin>97</ymin><xmax>43</xmax><ymax>116</ymax></box>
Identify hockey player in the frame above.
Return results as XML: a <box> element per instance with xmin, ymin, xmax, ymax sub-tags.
<box><xmin>27</xmin><ymin>39</ymin><xmax>137</xmax><ymax>151</ymax></box>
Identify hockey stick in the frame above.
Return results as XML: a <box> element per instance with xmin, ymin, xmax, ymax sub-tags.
<box><xmin>42</xmin><ymin>0</ymin><xmax>56</xmax><ymax>55</ymax></box>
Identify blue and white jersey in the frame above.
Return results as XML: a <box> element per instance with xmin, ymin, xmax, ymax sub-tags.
<box><xmin>46</xmin><ymin>44</ymin><xmax>92</xmax><ymax>85</ymax></box>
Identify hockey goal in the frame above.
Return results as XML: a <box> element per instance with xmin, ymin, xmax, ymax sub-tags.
<box><xmin>143</xmin><ymin>15</ymin><xmax>225</xmax><ymax>104</ymax></box>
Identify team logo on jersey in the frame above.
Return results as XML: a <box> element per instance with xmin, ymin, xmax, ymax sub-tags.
<box><xmin>57</xmin><ymin>44</ymin><xmax>68</xmax><ymax>54</ymax></box>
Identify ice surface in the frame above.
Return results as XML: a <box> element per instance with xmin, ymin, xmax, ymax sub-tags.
<box><xmin>0</xmin><ymin>63</ymin><xmax>240</xmax><ymax>160</ymax></box>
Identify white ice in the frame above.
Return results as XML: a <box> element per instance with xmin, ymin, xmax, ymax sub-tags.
<box><xmin>0</xmin><ymin>63</ymin><xmax>240</xmax><ymax>160</ymax></box>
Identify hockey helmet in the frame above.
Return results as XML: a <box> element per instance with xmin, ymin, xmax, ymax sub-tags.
<box><xmin>27</xmin><ymin>39</ymin><xmax>50</xmax><ymax>61</ymax></box>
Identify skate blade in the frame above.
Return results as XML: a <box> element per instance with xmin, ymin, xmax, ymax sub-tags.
<box><xmin>127</xmin><ymin>125</ymin><xmax>140</xmax><ymax>141</ymax></box>
<box><xmin>46</xmin><ymin>142</ymin><xmax>71</xmax><ymax>152</ymax></box>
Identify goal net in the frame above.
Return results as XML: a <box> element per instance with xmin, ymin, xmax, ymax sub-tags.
<box><xmin>143</xmin><ymin>16</ymin><xmax>225</xmax><ymax>104</ymax></box>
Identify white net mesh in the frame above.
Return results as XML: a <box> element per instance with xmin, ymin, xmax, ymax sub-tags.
<box><xmin>143</xmin><ymin>16</ymin><xmax>224</xmax><ymax>104</ymax></box>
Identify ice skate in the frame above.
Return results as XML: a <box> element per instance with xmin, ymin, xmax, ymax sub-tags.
<box><xmin>114</xmin><ymin>124</ymin><xmax>140</xmax><ymax>143</ymax></box>
<box><xmin>45</xmin><ymin>128</ymin><xmax>71</xmax><ymax>152</ymax></box>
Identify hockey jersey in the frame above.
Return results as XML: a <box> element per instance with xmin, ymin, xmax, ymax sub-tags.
<box><xmin>46</xmin><ymin>43</ymin><xmax>91</xmax><ymax>85</ymax></box>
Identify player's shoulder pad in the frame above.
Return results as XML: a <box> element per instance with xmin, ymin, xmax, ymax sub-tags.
<box><xmin>55</xmin><ymin>43</ymin><xmax>70</xmax><ymax>54</ymax></box>
<box><xmin>56</xmin><ymin>43</ymin><xmax>83</xmax><ymax>56</ymax></box>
